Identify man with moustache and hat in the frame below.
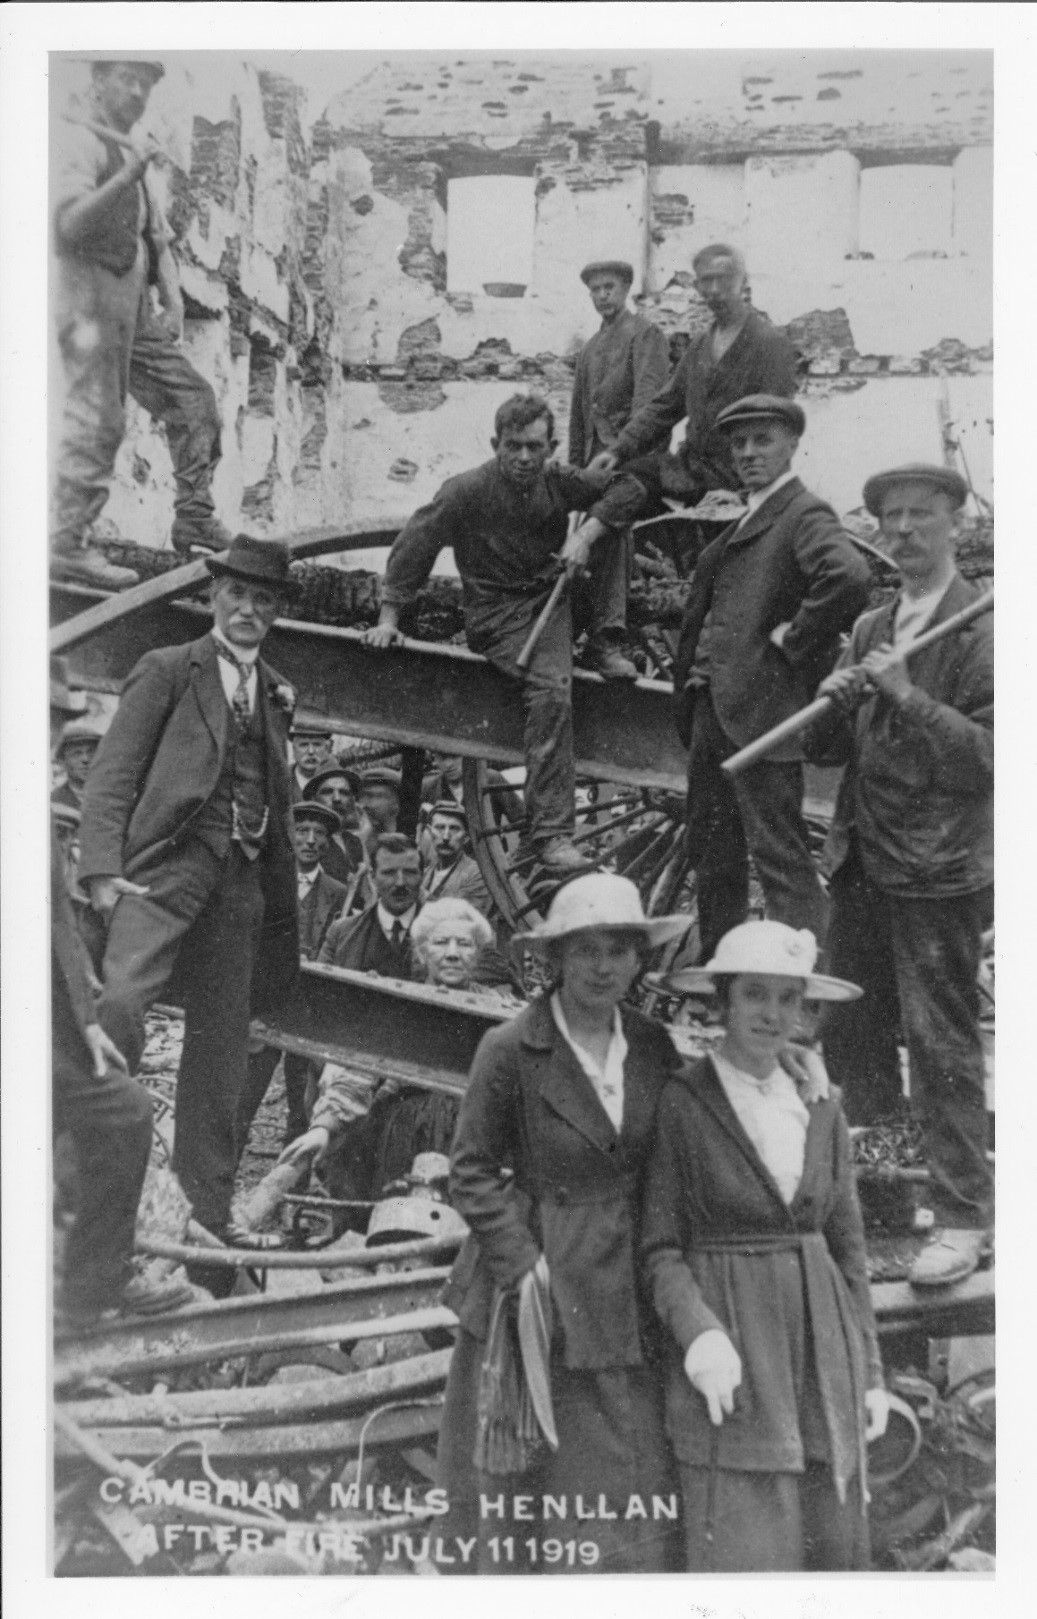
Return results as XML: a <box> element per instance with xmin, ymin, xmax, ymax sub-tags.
<box><xmin>811</xmin><ymin>464</ymin><xmax>994</xmax><ymax>1288</ymax></box>
<box><xmin>672</xmin><ymin>395</ymin><xmax>870</xmax><ymax>963</ymax></box>
<box><xmin>302</xmin><ymin>760</ymin><xmax>370</xmax><ymax>898</ymax></box>
<box><xmin>51</xmin><ymin>55</ymin><xmax>229</xmax><ymax>587</ymax></box>
<box><xmin>420</xmin><ymin>800</ymin><xmax>493</xmax><ymax>919</ymax></box>
<box><xmin>78</xmin><ymin>535</ymin><xmax>299</xmax><ymax>1253</ymax></box>
<box><xmin>289</xmin><ymin>717</ymin><xmax>335</xmax><ymax>801</ymax></box>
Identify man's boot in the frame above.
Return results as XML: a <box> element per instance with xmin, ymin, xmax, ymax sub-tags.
<box><xmin>581</xmin><ymin>636</ymin><xmax>638</xmax><ymax>682</ymax></box>
<box><xmin>535</xmin><ymin>836</ymin><xmax>595</xmax><ymax>873</ymax></box>
<box><xmin>51</xmin><ymin>540</ymin><xmax>139</xmax><ymax>590</ymax></box>
<box><xmin>908</xmin><ymin>1228</ymin><xmax>990</xmax><ymax>1288</ymax></box>
<box><xmin>170</xmin><ymin>515</ymin><xmax>234</xmax><ymax>556</ymax></box>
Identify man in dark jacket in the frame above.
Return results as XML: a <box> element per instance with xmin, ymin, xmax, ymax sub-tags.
<box><xmin>51</xmin><ymin>56</ymin><xmax>228</xmax><ymax>585</ymax></box>
<box><xmin>568</xmin><ymin>260</ymin><xmax>671</xmax><ymax>469</ymax></box>
<box><xmin>78</xmin><ymin>535</ymin><xmax>299</xmax><ymax>1243</ymax></box>
<box><xmin>319</xmin><ymin>834</ymin><xmax>422</xmax><ymax>979</ymax></box>
<box><xmin>50</xmin><ymin>658</ymin><xmax>192</xmax><ymax>1324</ymax></box>
<box><xmin>367</xmin><ymin>394</ymin><xmax>648</xmax><ymax>871</ymax></box>
<box><xmin>586</xmin><ymin>244</ymin><xmax>798</xmax><ymax>508</ymax></box>
<box><xmin>51</xmin><ymin>714</ymin><xmax>106</xmax><ymax>813</ymax></box>
<box><xmin>811</xmin><ymin>464</ymin><xmax>993</xmax><ymax>1288</ymax></box>
<box><xmin>673</xmin><ymin>395</ymin><xmax>871</xmax><ymax>960</ymax></box>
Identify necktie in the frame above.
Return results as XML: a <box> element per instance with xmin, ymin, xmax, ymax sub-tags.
<box><xmin>214</xmin><ymin>642</ymin><xmax>252</xmax><ymax>729</ymax></box>
<box><xmin>391</xmin><ymin>921</ymin><xmax>404</xmax><ymax>950</ymax></box>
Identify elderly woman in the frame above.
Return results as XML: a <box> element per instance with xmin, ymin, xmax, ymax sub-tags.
<box><xmin>641</xmin><ymin>921</ymin><xmax>889</xmax><ymax>1572</ymax></box>
<box><xmin>437</xmin><ymin>872</ymin><xmax>692</xmax><ymax>1574</ymax></box>
<box><xmin>282</xmin><ymin>899</ymin><xmax>512</xmax><ymax>1196</ymax></box>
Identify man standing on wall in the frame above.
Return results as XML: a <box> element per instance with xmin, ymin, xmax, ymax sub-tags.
<box><xmin>586</xmin><ymin>243</ymin><xmax>798</xmax><ymax>509</ymax></box>
<box><xmin>568</xmin><ymin>260</ymin><xmax>671</xmax><ymax>470</ymax></box>
<box><xmin>77</xmin><ymin>535</ymin><xmax>299</xmax><ymax>1255</ymax></box>
<box><xmin>672</xmin><ymin>395</ymin><xmax>870</xmax><ymax>961</ymax></box>
<box><xmin>51</xmin><ymin>55</ymin><xmax>229</xmax><ymax>588</ymax></box>
<box><xmin>811</xmin><ymin>465</ymin><xmax>993</xmax><ymax>1288</ymax></box>
<box><xmin>366</xmin><ymin>394</ymin><xmax>648</xmax><ymax>873</ymax></box>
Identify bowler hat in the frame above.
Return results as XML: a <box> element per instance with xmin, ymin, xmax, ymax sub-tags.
<box><xmin>580</xmin><ymin>260</ymin><xmax>634</xmax><ymax>286</ymax></box>
<box><xmin>207</xmin><ymin>533</ymin><xmax>300</xmax><ymax>598</ymax></box>
<box><xmin>359</xmin><ymin>766</ymin><xmax>402</xmax><ymax>795</ymax></box>
<box><xmin>50</xmin><ymin>656</ymin><xmax>87</xmax><ymax>717</ymax></box>
<box><xmin>290</xmin><ymin>800</ymin><xmax>340</xmax><ymax>837</ymax></box>
<box><xmin>57</xmin><ymin>715</ymin><xmax>106</xmax><ymax>755</ymax></box>
<box><xmin>514</xmin><ymin>872</ymin><xmax>691</xmax><ymax>951</ymax></box>
<box><xmin>715</xmin><ymin>394</ymin><xmax>806</xmax><ymax>437</ymax></box>
<box><xmin>304</xmin><ymin>761</ymin><xmax>362</xmax><ymax>798</ymax></box>
<box><xmin>862</xmin><ymin>463</ymin><xmax>968</xmax><ymax>519</ymax></box>
<box><xmin>655</xmin><ymin>920</ymin><xmax>861</xmax><ymax>1002</ymax></box>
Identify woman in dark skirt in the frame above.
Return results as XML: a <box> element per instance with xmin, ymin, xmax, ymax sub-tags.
<box><xmin>641</xmin><ymin>920</ymin><xmax>890</xmax><ymax>1572</ymax></box>
<box><xmin>437</xmin><ymin>873</ymin><xmax>692</xmax><ymax>1574</ymax></box>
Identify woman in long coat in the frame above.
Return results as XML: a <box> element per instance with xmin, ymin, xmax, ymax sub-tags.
<box><xmin>437</xmin><ymin>873</ymin><xmax>691</xmax><ymax>1574</ymax></box>
<box><xmin>641</xmin><ymin>920</ymin><xmax>889</xmax><ymax>1572</ymax></box>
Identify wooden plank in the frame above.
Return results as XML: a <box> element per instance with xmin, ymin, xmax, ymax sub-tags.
<box><xmin>49</xmin><ymin>519</ymin><xmax>404</xmax><ymax>655</ymax></box>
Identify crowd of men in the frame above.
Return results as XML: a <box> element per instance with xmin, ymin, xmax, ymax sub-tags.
<box><xmin>50</xmin><ymin>53</ymin><xmax>993</xmax><ymax>1322</ymax></box>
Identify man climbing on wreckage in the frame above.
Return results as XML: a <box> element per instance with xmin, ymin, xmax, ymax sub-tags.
<box><xmin>365</xmin><ymin>393</ymin><xmax>648</xmax><ymax>875</ymax></box>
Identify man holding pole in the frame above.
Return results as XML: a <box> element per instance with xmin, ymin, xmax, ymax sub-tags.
<box><xmin>672</xmin><ymin>394</ymin><xmax>870</xmax><ymax>961</ymax></box>
<box><xmin>809</xmin><ymin>464</ymin><xmax>993</xmax><ymax>1287</ymax></box>
<box><xmin>365</xmin><ymin>394</ymin><xmax>648</xmax><ymax>874</ymax></box>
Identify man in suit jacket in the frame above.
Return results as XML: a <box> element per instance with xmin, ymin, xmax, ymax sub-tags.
<box><xmin>290</xmin><ymin>718</ymin><xmax>335</xmax><ymax>801</ymax></box>
<box><xmin>49</xmin><ymin>658</ymin><xmax>192</xmax><ymax>1323</ymax></box>
<box><xmin>420</xmin><ymin>800</ymin><xmax>493</xmax><ymax>918</ymax></box>
<box><xmin>78</xmin><ymin>534</ymin><xmax>299</xmax><ymax>1243</ymax></box>
<box><xmin>810</xmin><ymin>465</ymin><xmax>993</xmax><ymax>1288</ymax></box>
<box><xmin>672</xmin><ymin>396</ymin><xmax>870</xmax><ymax>961</ymax></box>
<box><xmin>568</xmin><ymin>260</ymin><xmax>671</xmax><ymax>470</ymax></box>
<box><xmin>51</xmin><ymin>713</ymin><xmax>107</xmax><ymax>813</ymax></box>
<box><xmin>319</xmin><ymin>834</ymin><xmax>422</xmax><ymax>979</ymax></box>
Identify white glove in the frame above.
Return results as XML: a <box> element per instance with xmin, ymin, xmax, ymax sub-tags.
<box><xmin>779</xmin><ymin>1043</ymin><xmax>831</xmax><ymax>1103</ymax></box>
<box><xmin>864</xmin><ymin>1387</ymin><xmax>890</xmax><ymax>1441</ymax></box>
<box><xmin>684</xmin><ymin>1329</ymin><xmax>742</xmax><ymax>1426</ymax></box>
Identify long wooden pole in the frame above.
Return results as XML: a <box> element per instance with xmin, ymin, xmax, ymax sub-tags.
<box><xmin>516</xmin><ymin>572</ymin><xmax>569</xmax><ymax>671</ymax></box>
<box><xmin>721</xmin><ymin>589</ymin><xmax>993</xmax><ymax>777</ymax></box>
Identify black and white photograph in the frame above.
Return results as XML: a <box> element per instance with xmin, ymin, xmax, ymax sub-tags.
<box><xmin>1</xmin><ymin>2</ymin><xmax>1028</xmax><ymax>1609</ymax></box>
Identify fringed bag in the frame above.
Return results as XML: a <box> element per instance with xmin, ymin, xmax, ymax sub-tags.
<box><xmin>475</xmin><ymin>1257</ymin><xmax>557</xmax><ymax>1474</ymax></box>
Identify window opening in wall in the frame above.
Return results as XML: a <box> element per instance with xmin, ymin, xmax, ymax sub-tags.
<box><xmin>858</xmin><ymin>163</ymin><xmax>954</xmax><ymax>260</ymax></box>
<box><xmin>446</xmin><ymin>174</ymin><xmax>536</xmax><ymax>297</ymax></box>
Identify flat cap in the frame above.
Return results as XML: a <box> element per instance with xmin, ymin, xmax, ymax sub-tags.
<box><xmin>862</xmin><ymin>463</ymin><xmax>968</xmax><ymax>518</ymax></box>
<box><xmin>580</xmin><ymin>260</ymin><xmax>635</xmax><ymax>286</ymax></box>
<box><xmin>290</xmin><ymin>800</ymin><xmax>341</xmax><ymax>836</ymax></box>
<box><xmin>358</xmin><ymin>766</ymin><xmax>402</xmax><ymax>793</ymax></box>
<box><xmin>715</xmin><ymin>394</ymin><xmax>806</xmax><ymax>437</ymax></box>
<box><xmin>303</xmin><ymin>761</ymin><xmax>362</xmax><ymax>797</ymax></box>
<box><xmin>290</xmin><ymin>716</ymin><xmax>335</xmax><ymax>739</ymax></box>
<box><xmin>428</xmin><ymin>799</ymin><xmax>468</xmax><ymax>824</ymax></box>
<box><xmin>57</xmin><ymin>716</ymin><xmax>107</xmax><ymax>753</ymax></box>
<box><xmin>83</xmin><ymin>56</ymin><xmax>166</xmax><ymax>84</ymax></box>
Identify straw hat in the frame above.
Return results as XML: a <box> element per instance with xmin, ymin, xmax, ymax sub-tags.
<box><xmin>514</xmin><ymin>872</ymin><xmax>692</xmax><ymax>951</ymax></box>
<box><xmin>656</xmin><ymin>920</ymin><xmax>861</xmax><ymax>1002</ymax></box>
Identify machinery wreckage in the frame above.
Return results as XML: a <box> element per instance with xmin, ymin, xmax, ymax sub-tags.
<box><xmin>50</xmin><ymin>524</ymin><xmax>995</xmax><ymax>1575</ymax></box>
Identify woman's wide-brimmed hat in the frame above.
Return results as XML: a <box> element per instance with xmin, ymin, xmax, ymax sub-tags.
<box><xmin>514</xmin><ymin>872</ymin><xmax>692</xmax><ymax>951</ymax></box>
<box><xmin>206</xmin><ymin>533</ymin><xmax>300</xmax><ymax>599</ymax></box>
<box><xmin>656</xmin><ymin>920</ymin><xmax>861</xmax><ymax>1002</ymax></box>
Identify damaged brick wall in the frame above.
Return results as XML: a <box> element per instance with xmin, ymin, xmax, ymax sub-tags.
<box><xmin>51</xmin><ymin>50</ymin><xmax>993</xmax><ymax>546</ymax></box>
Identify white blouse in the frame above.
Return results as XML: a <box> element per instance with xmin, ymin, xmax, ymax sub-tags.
<box><xmin>550</xmin><ymin>994</ymin><xmax>627</xmax><ymax>1134</ymax></box>
<box><xmin>712</xmin><ymin>1053</ymin><xmax>810</xmax><ymax>1205</ymax></box>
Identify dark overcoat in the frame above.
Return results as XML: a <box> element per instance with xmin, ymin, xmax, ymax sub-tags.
<box><xmin>641</xmin><ymin>1056</ymin><xmax>883</xmax><ymax>1500</ymax></box>
<box><xmin>297</xmin><ymin>869</ymin><xmax>349</xmax><ymax>960</ymax></box>
<box><xmin>673</xmin><ymin>477</ymin><xmax>871</xmax><ymax>755</ymax></box>
<box><xmin>444</xmin><ymin>994</ymin><xmax>682</xmax><ymax>1365</ymax></box>
<box><xmin>77</xmin><ymin>632</ymin><xmax>298</xmax><ymax>1009</ymax></box>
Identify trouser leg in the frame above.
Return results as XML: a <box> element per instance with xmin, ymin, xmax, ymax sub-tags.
<box><xmin>97</xmin><ymin>844</ymin><xmax>223</xmax><ymax>1074</ymax></box>
<box><xmin>822</xmin><ymin>854</ymin><xmax>904</xmax><ymax>1122</ymax></box>
<box><xmin>129</xmin><ymin>300</ymin><xmax>221</xmax><ymax>529</ymax></box>
<box><xmin>282</xmin><ymin>1053</ymin><xmax>313</xmax><ymax>1142</ymax></box>
<box><xmin>487</xmin><ymin>603</ymin><xmax>575</xmax><ymax>844</ymax></box>
<box><xmin>51</xmin><ymin>258</ymin><xmax>143</xmax><ymax>549</ymax></box>
<box><xmin>584</xmin><ymin>524</ymin><xmax>632</xmax><ymax>642</ymax></box>
<box><xmin>685</xmin><ymin>693</ymin><xmax>750</xmax><ymax>961</ymax></box>
<box><xmin>887</xmin><ymin>888</ymin><xmax>993</xmax><ymax>1228</ymax></box>
<box><xmin>731</xmin><ymin>755</ymin><xmax>828</xmax><ymax>946</ymax></box>
<box><xmin>53</xmin><ymin>1030</ymin><xmax>153</xmax><ymax>1310</ymax></box>
<box><xmin>174</xmin><ymin>849</ymin><xmax>266</xmax><ymax>1230</ymax></box>
<box><xmin>235</xmin><ymin>1044</ymin><xmax>282</xmax><ymax>1164</ymax></box>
